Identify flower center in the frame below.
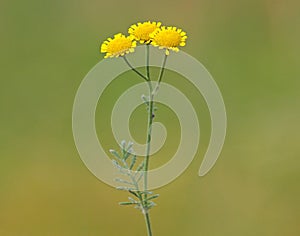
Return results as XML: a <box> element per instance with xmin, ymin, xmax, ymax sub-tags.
<box><xmin>134</xmin><ymin>24</ymin><xmax>157</xmax><ymax>41</ymax></box>
<box><xmin>107</xmin><ymin>37</ymin><xmax>132</xmax><ymax>54</ymax></box>
<box><xmin>155</xmin><ymin>30</ymin><xmax>182</xmax><ymax>47</ymax></box>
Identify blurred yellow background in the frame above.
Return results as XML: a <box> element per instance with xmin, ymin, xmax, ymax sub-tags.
<box><xmin>1</xmin><ymin>0</ymin><xmax>300</xmax><ymax>235</ymax></box>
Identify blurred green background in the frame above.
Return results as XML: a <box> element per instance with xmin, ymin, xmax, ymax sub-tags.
<box><xmin>1</xmin><ymin>0</ymin><xmax>300</xmax><ymax>235</ymax></box>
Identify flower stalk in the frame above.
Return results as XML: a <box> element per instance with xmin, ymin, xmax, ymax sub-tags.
<box><xmin>143</xmin><ymin>46</ymin><xmax>154</xmax><ymax>235</ymax></box>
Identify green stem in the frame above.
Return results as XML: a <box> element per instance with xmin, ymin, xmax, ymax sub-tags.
<box><xmin>144</xmin><ymin>81</ymin><xmax>154</xmax><ymax>195</ymax></box>
<box><xmin>143</xmin><ymin>45</ymin><xmax>154</xmax><ymax>236</ymax></box>
<box><xmin>123</xmin><ymin>56</ymin><xmax>149</xmax><ymax>82</ymax></box>
<box><xmin>144</xmin><ymin>211</ymin><xmax>153</xmax><ymax>236</ymax></box>
<box><xmin>122</xmin><ymin>48</ymin><xmax>156</xmax><ymax>236</ymax></box>
<box><xmin>146</xmin><ymin>44</ymin><xmax>150</xmax><ymax>80</ymax></box>
<box><xmin>153</xmin><ymin>54</ymin><xmax>168</xmax><ymax>95</ymax></box>
<box><xmin>142</xmin><ymin>53</ymin><xmax>168</xmax><ymax>236</ymax></box>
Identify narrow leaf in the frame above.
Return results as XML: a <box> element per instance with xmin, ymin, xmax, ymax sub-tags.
<box><xmin>136</xmin><ymin>161</ymin><xmax>144</xmax><ymax>172</ymax></box>
<box><xmin>119</xmin><ymin>202</ymin><xmax>136</xmax><ymax>205</ymax></box>
<box><xmin>145</xmin><ymin>194</ymin><xmax>159</xmax><ymax>201</ymax></box>
<box><xmin>129</xmin><ymin>190</ymin><xmax>139</xmax><ymax>198</ymax></box>
<box><xmin>129</xmin><ymin>155</ymin><xmax>137</xmax><ymax>170</ymax></box>
<box><xmin>109</xmin><ymin>149</ymin><xmax>121</xmax><ymax>159</ymax></box>
<box><xmin>114</xmin><ymin>178</ymin><xmax>134</xmax><ymax>185</ymax></box>
<box><xmin>136</xmin><ymin>171</ymin><xmax>144</xmax><ymax>183</ymax></box>
<box><xmin>141</xmin><ymin>94</ymin><xmax>149</xmax><ymax>106</ymax></box>
<box><xmin>128</xmin><ymin>197</ymin><xmax>139</xmax><ymax>204</ymax></box>
<box><xmin>116</xmin><ymin>186</ymin><xmax>138</xmax><ymax>192</ymax></box>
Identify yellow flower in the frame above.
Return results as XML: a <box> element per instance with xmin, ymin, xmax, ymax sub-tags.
<box><xmin>150</xmin><ymin>26</ymin><xmax>187</xmax><ymax>55</ymax></box>
<box><xmin>128</xmin><ymin>21</ymin><xmax>161</xmax><ymax>44</ymax></box>
<box><xmin>101</xmin><ymin>33</ymin><xmax>136</xmax><ymax>58</ymax></box>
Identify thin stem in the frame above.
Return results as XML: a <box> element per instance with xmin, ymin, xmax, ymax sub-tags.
<box><xmin>123</xmin><ymin>48</ymin><xmax>156</xmax><ymax>236</ymax></box>
<box><xmin>144</xmin><ymin>211</ymin><xmax>153</xmax><ymax>236</ymax></box>
<box><xmin>146</xmin><ymin>44</ymin><xmax>150</xmax><ymax>80</ymax></box>
<box><xmin>143</xmin><ymin>114</ymin><xmax>153</xmax><ymax>236</ymax></box>
<box><xmin>157</xmin><ymin>54</ymin><xmax>168</xmax><ymax>84</ymax></box>
<box><xmin>143</xmin><ymin>46</ymin><xmax>154</xmax><ymax>236</ymax></box>
<box><xmin>142</xmin><ymin>54</ymin><xmax>168</xmax><ymax>236</ymax></box>
<box><xmin>144</xmin><ymin>81</ymin><xmax>154</xmax><ymax>197</ymax></box>
<box><xmin>123</xmin><ymin>158</ymin><xmax>152</xmax><ymax>236</ymax></box>
<box><xmin>143</xmin><ymin>45</ymin><xmax>154</xmax><ymax>198</ymax></box>
<box><xmin>123</xmin><ymin>56</ymin><xmax>149</xmax><ymax>82</ymax></box>
<box><xmin>153</xmin><ymin>54</ymin><xmax>168</xmax><ymax>95</ymax></box>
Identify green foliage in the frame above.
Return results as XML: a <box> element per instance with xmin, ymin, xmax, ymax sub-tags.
<box><xmin>110</xmin><ymin>141</ymin><xmax>159</xmax><ymax>214</ymax></box>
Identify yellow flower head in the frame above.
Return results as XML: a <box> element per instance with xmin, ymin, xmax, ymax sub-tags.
<box><xmin>128</xmin><ymin>21</ymin><xmax>161</xmax><ymax>44</ymax></box>
<box><xmin>101</xmin><ymin>33</ymin><xmax>136</xmax><ymax>58</ymax></box>
<box><xmin>150</xmin><ymin>26</ymin><xmax>187</xmax><ymax>55</ymax></box>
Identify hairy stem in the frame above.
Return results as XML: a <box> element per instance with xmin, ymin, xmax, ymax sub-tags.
<box><xmin>144</xmin><ymin>211</ymin><xmax>153</xmax><ymax>236</ymax></box>
<box><xmin>142</xmin><ymin>51</ymin><xmax>168</xmax><ymax>236</ymax></box>
<box><xmin>143</xmin><ymin>45</ymin><xmax>154</xmax><ymax>236</ymax></box>
<box><xmin>144</xmin><ymin>81</ymin><xmax>153</xmax><ymax>196</ymax></box>
<box><xmin>122</xmin><ymin>47</ymin><xmax>159</xmax><ymax>236</ymax></box>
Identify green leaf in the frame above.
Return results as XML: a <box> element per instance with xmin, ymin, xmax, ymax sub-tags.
<box><xmin>136</xmin><ymin>171</ymin><xmax>144</xmax><ymax>183</ymax></box>
<box><xmin>116</xmin><ymin>186</ymin><xmax>138</xmax><ymax>191</ymax></box>
<box><xmin>140</xmin><ymin>190</ymin><xmax>153</xmax><ymax>195</ymax></box>
<box><xmin>119</xmin><ymin>202</ymin><xmax>136</xmax><ymax>205</ymax></box>
<box><xmin>123</xmin><ymin>151</ymin><xmax>131</xmax><ymax>161</ymax></box>
<box><xmin>129</xmin><ymin>155</ymin><xmax>137</xmax><ymax>170</ymax></box>
<box><xmin>109</xmin><ymin>149</ymin><xmax>121</xmax><ymax>159</ymax></box>
<box><xmin>136</xmin><ymin>161</ymin><xmax>144</xmax><ymax>172</ymax></box>
<box><xmin>145</xmin><ymin>194</ymin><xmax>159</xmax><ymax>201</ymax></box>
<box><xmin>129</xmin><ymin>190</ymin><xmax>139</xmax><ymax>198</ymax></box>
<box><xmin>121</xmin><ymin>140</ymin><xmax>126</xmax><ymax>149</ymax></box>
<box><xmin>141</xmin><ymin>94</ymin><xmax>149</xmax><ymax>106</ymax></box>
<box><xmin>128</xmin><ymin>197</ymin><xmax>139</xmax><ymax>204</ymax></box>
<box><xmin>112</xmin><ymin>160</ymin><xmax>127</xmax><ymax>174</ymax></box>
<box><xmin>114</xmin><ymin>178</ymin><xmax>134</xmax><ymax>186</ymax></box>
<box><xmin>147</xmin><ymin>201</ymin><xmax>157</xmax><ymax>209</ymax></box>
<box><xmin>126</xmin><ymin>141</ymin><xmax>133</xmax><ymax>151</ymax></box>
